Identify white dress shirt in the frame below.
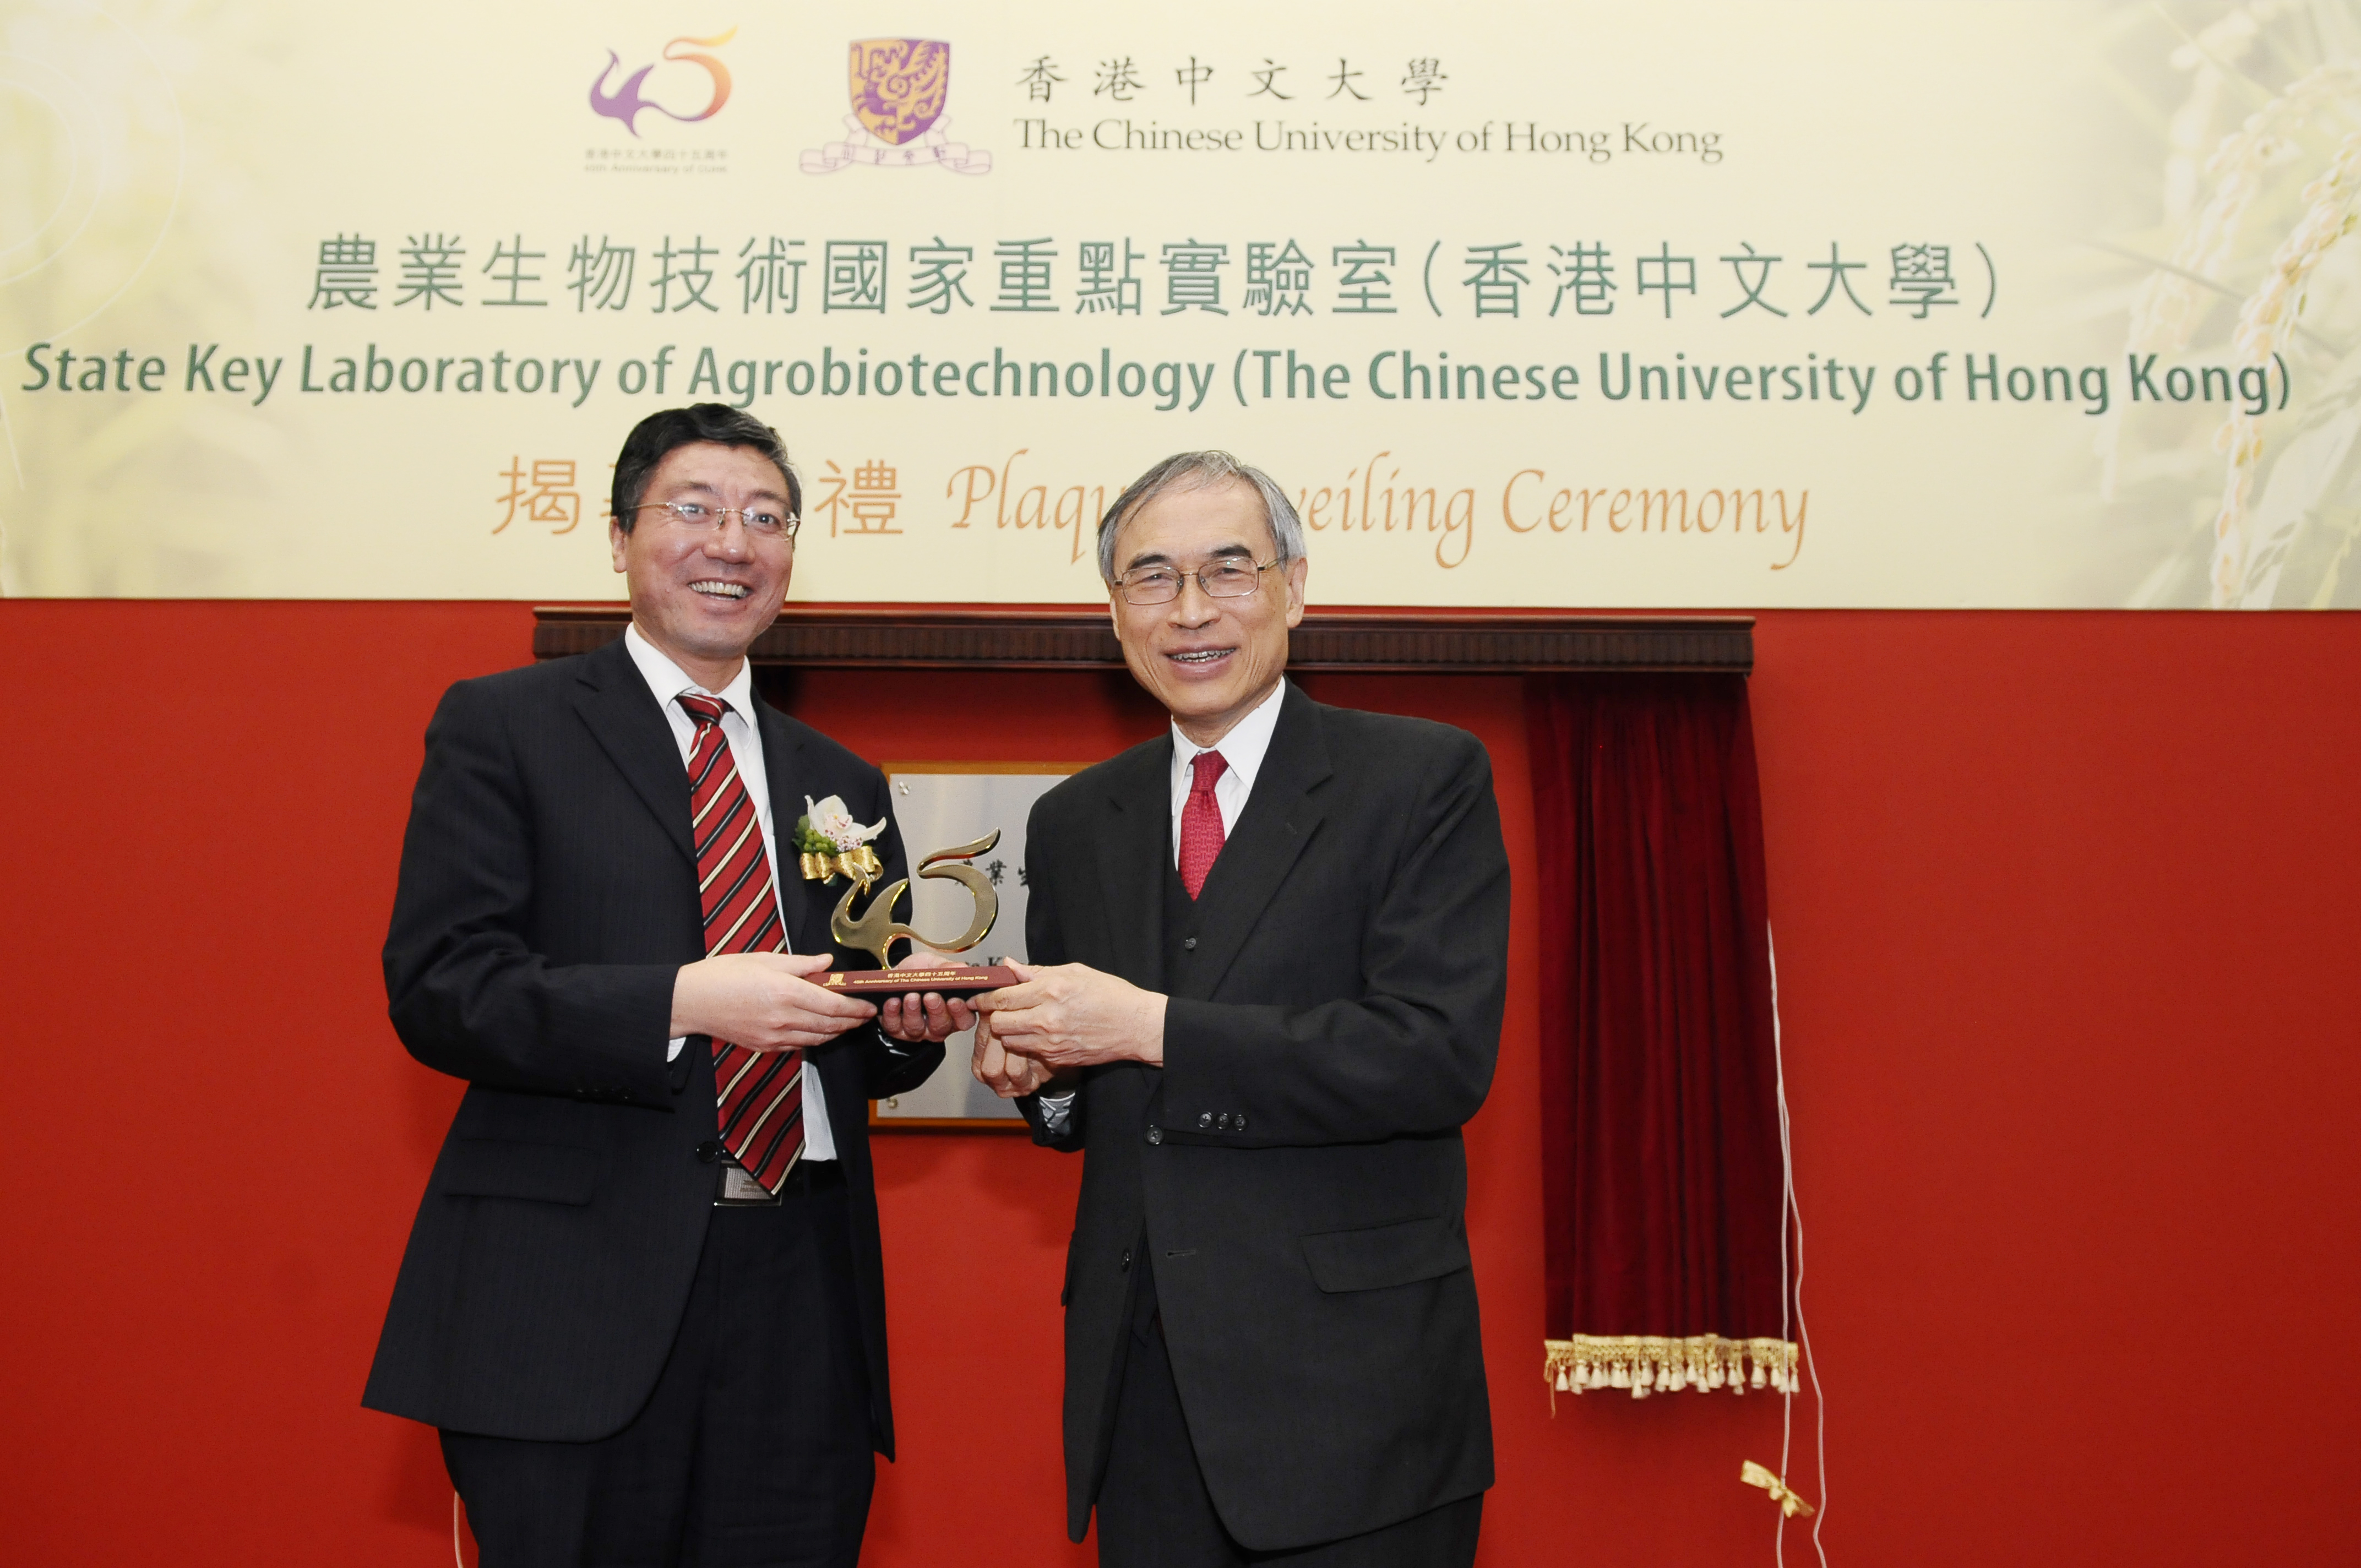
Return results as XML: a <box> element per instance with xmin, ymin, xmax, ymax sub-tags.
<box><xmin>1167</xmin><ymin>678</ymin><xmax>1287</xmax><ymax>864</ymax></box>
<box><xmin>1037</xmin><ymin>679</ymin><xmax>1289</xmax><ymax>1126</ymax></box>
<box><xmin>623</xmin><ymin>624</ymin><xmax>837</xmax><ymax>1161</ymax></box>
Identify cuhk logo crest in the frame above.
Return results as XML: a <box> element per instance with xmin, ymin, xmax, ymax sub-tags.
<box><xmin>802</xmin><ymin>39</ymin><xmax>989</xmax><ymax>173</ymax></box>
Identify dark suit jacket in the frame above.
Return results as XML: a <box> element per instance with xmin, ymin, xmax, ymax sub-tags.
<box><xmin>1020</xmin><ymin>685</ymin><xmax>1509</xmax><ymax>1551</ymax></box>
<box><xmin>363</xmin><ymin>636</ymin><xmax>940</xmax><ymax>1452</ymax></box>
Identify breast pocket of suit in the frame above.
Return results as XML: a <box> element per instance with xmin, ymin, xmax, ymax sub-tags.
<box><xmin>1300</xmin><ymin>1214</ymin><xmax>1472</xmax><ymax>1293</ymax></box>
<box><xmin>437</xmin><ymin>1137</ymin><xmax>601</xmax><ymax>1206</ymax></box>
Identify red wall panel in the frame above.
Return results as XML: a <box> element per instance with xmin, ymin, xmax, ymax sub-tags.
<box><xmin>1</xmin><ymin>602</ymin><xmax>2353</xmax><ymax>1565</ymax></box>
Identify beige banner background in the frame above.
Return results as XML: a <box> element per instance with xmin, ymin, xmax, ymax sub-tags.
<box><xmin>3</xmin><ymin>1</ymin><xmax>2354</xmax><ymax>607</ymax></box>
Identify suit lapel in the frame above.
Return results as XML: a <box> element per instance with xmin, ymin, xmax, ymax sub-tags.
<box><xmin>569</xmin><ymin>638</ymin><xmax>695</xmax><ymax>869</ymax></box>
<box><xmin>1182</xmin><ymin>686</ymin><xmax>1332</xmax><ymax>999</ymax></box>
<box><xmin>1094</xmin><ymin>738</ymin><xmax>1172</xmax><ymax>988</ymax></box>
<box><xmin>753</xmin><ymin>700</ymin><xmax>825</xmax><ymax>955</ymax></box>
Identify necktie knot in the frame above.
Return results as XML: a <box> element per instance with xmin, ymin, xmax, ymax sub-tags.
<box><xmin>679</xmin><ymin>692</ymin><xmax>728</xmax><ymax>729</ymax></box>
<box><xmin>1189</xmin><ymin>750</ymin><xmax>1228</xmax><ymax>798</ymax></box>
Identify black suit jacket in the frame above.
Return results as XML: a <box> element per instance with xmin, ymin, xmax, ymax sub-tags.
<box><xmin>363</xmin><ymin>637</ymin><xmax>940</xmax><ymax>1451</ymax></box>
<box><xmin>1020</xmin><ymin>685</ymin><xmax>1509</xmax><ymax>1550</ymax></box>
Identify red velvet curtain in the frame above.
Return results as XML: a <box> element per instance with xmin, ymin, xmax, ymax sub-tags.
<box><xmin>1528</xmin><ymin>673</ymin><xmax>1794</xmax><ymax>1397</ymax></box>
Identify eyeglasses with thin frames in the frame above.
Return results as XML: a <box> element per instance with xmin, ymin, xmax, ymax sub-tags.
<box><xmin>635</xmin><ymin>500</ymin><xmax>802</xmax><ymax>540</ymax></box>
<box><xmin>1116</xmin><ymin>555</ymin><xmax>1281</xmax><ymax>605</ymax></box>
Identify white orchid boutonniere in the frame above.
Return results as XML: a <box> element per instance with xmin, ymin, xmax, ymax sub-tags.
<box><xmin>795</xmin><ymin>794</ymin><xmax>888</xmax><ymax>891</ymax></box>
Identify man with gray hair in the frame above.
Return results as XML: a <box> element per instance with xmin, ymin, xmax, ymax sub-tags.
<box><xmin>976</xmin><ymin>451</ymin><xmax>1509</xmax><ymax>1566</ymax></box>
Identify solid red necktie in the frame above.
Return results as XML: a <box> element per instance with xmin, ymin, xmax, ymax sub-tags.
<box><xmin>1179</xmin><ymin>750</ymin><xmax>1229</xmax><ymax>899</ymax></box>
<box><xmin>679</xmin><ymin>694</ymin><xmax>803</xmax><ymax>1194</ymax></box>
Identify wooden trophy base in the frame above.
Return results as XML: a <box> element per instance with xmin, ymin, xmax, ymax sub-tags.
<box><xmin>820</xmin><ymin>964</ymin><xmax>1020</xmax><ymax>998</ymax></box>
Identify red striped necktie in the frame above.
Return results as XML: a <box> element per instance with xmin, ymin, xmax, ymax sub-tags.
<box><xmin>679</xmin><ymin>693</ymin><xmax>803</xmax><ymax>1194</ymax></box>
<box><xmin>1179</xmin><ymin>750</ymin><xmax>1228</xmax><ymax>899</ymax></box>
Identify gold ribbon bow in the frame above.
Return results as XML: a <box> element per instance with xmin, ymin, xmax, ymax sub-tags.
<box><xmin>800</xmin><ymin>845</ymin><xmax>883</xmax><ymax>894</ymax></box>
<box><xmin>1740</xmin><ymin>1461</ymin><xmax>1816</xmax><ymax>1518</ymax></box>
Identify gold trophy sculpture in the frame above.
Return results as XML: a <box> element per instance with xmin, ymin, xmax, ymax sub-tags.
<box><xmin>819</xmin><ymin>830</ymin><xmax>1019</xmax><ymax>997</ymax></box>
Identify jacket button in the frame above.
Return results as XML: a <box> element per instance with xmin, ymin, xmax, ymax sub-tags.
<box><xmin>1216</xmin><ymin>1112</ymin><xmax>1232</xmax><ymax>1130</ymax></box>
<box><xmin>1182</xmin><ymin>937</ymin><xmax>1198</xmax><ymax>950</ymax></box>
<box><xmin>694</xmin><ymin>1139</ymin><xmax>725</xmax><ymax>1163</ymax></box>
<box><xmin>1235</xmin><ymin>1114</ymin><xmax>1248</xmax><ymax>1131</ymax></box>
<box><xmin>1197</xmin><ymin>1112</ymin><xmax>1214</xmax><ymax>1129</ymax></box>
<box><xmin>1146</xmin><ymin>1124</ymin><xmax>1163</xmax><ymax>1146</ymax></box>
<box><xmin>1120</xmin><ymin>1248</ymin><xmax>1133</xmax><ymax>1272</ymax></box>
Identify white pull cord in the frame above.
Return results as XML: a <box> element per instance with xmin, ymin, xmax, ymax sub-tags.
<box><xmin>1769</xmin><ymin>924</ymin><xmax>1830</xmax><ymax>1567</ymax></box>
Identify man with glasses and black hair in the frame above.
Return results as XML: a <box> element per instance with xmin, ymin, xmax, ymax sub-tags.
<box><xmin>366</xmin><ymin>404</ymin><xmax>970</xmax><ymax>1566</ymax></box>
<box><xmin>974</xmin><ymin>451</ymin><xmax>1510</xmax><ymax>1567</ymax></box>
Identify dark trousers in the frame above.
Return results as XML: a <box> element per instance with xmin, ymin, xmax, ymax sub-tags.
<box><xmin>1095</xmin><ymin>1255</ymin><xmax>1483</xmax><ymax>1568</ymax></box>
<box><xmin>440</xmin><ymin>1163</ymin><xmax>874</xmax><ymax>1568</ymax></box>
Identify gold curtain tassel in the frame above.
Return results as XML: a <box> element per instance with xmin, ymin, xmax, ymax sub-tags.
<box><xmin>1544</xmin><ymin>1336</ymin><xmax>1799</xmax><ymax>1400</ymax></box>
<box><xmin>1740</xmin><ymin>1460</ymin><xmax>1817</xmax><ymax>1518</ymax></box>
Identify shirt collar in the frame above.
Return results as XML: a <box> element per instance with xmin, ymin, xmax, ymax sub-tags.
<box><xmin>1169</xmin><ymin>678</ymin><xmax>1287</xmax><ymax>797</ymax></box>
<box><xmin>623</xmin><ymin>622</ymin><xmax>758</xmax><ymax>722</ymax></box>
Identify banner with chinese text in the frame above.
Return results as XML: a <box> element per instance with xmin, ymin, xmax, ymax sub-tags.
<box><xmin>4</xmin><ymin>0</ymin><xmax>2352</xmax><ymax>607</ymax></box>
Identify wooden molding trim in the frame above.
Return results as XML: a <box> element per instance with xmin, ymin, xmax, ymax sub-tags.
<box><xmin>533</xmin><ymin>604</ymin><xmax>1753</xmax><ymax>673</ymax></box>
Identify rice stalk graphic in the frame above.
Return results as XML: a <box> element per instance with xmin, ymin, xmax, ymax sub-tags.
<box><xmin>2109</xmin><ymin>1</ymin><xmax>2361</xmax><ymax>607</ymax></box>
